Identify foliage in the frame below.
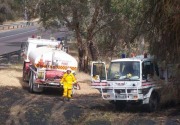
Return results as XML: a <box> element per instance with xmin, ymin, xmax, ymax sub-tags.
<box><xmin>1</xmin><ymin>0</ymin><xmax>179</xmax><ymax>73</ymax></box>
<box><xmin>141</xmin><ymin>0</ymin><xmax>180</xmax><ymax>64</ymax></box>
<box><xmin>94</xmin><ymin>0</ymin><xmax>145</xmax><ymax>59</ymax></box>
<box><xmin>38</xmin><ymin>0</ymin><xmax>146</xmax><ymax>71</ymax></box>
<box><xmin>0</xmin><ymin>0</ymin><xmax>15</xmax><ymax>24</ymax></box>
<box><xmin>38</xmin><ymin>0</ymin><xmax>114</xmax><ymax>71</ymax></box>
<box><xmin>0</xmin><ymin>0</ymin><xmax>40</xmax><ymax>24</ymax></box>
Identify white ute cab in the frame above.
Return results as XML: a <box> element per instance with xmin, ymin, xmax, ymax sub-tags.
<box><xmin>91</xmin><ymin>55</ymin><xmax>162</xmax><ymax>112</ymax></box>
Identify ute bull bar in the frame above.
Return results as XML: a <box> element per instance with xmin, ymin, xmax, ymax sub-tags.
<box><xmin>92</xmin><ymin>82</ymin><xmax>144</xmax><ymax>101</ymax></box>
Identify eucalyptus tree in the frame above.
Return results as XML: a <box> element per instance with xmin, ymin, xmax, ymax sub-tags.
<box><xmin>94</xmin><ymin>0</ymin><xmax>145</xmax><ymax>59</ymax></box>
<box><xmin>0</xmin><ymin>0</ymin><xmax>16</xmax><ymax>24</ymax></box>
<box><xmin>15</xmin><ymin>0</ymin><xmax>41</xmax><ymax>21</ymax></box>
<box><xmin>140</xmin><ymin>0</ymin><xmax>180</xmax><ymax>64</ymax></box>
<box><xmin>38</xmin><ymin>0</ymin><xmax>148</xmax><ymax>71</ymax></box>
<box><xmin>38</xmin><ymin>0</ymin><xmax>119</xmax><ymax>71</ymax></box>
<box><xmin>0</xmin><ymin>0</ymin><xmax>40</xmax><ymax>24</ymax></box>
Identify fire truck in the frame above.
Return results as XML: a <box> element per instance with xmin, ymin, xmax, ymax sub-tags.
<box><xmin>91</xmin><ymin>54</ymin><xmax>162</xmax><ymax>112</ymax></box>
<box><xmin>21</xmin><ymin>37</ymin><xmax>78</xmax><ymax>93</ymax></box>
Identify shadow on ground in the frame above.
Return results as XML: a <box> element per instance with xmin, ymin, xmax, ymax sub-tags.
<box><xmin>0</xmin><ymin>65</ymin><xmax>180</xmax><ymax>125</ymax></box>
<box><xmin>0</xmin><ymin>86</ymin><xmax>180</xmax><ymax>125</ymax></box>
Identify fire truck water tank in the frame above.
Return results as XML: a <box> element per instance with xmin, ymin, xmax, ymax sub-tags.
<box><xmin>28</xmin><ymin>46</ymin><xmax>78</xmax><ymax>72</ymax></box>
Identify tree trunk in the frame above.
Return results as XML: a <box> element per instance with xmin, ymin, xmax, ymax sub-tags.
<box><xmin>75</xmin><ymin>30</ymin><xmax>84</xmax><ymax>71</ymax></box>
<box><xmin>75</xmin><ymin>27</ymin><xmax>90</xmax><ymax>72</ymax></box>
<box><xmin>83</xmin><ymin>48</ymin><xmax>89</xmax><ymax>73</ymax></box>
<box><xmin>74</xmin><ymin>2</ymin><xmax>100</xmax><ymax>72</ymax></box>
<box><xmin>88</xmin><ymin>40</ymin><xmax>98</xmax><ymax>61</ymax></box>
<box><xmin>85</xmin><ymin>3</ymin><xmax>100</xmax><ymax>62</ymax></box>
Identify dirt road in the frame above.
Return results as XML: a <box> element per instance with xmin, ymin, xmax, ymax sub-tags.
<box><xmin>0</xmin><ymin>65</ymin><xmax>180</xmax><ymax>125</ymax></box>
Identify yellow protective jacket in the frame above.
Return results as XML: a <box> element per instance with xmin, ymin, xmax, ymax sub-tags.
<box><xmin>60</xmin><ymin>73</ymin><xmax>76</xmax><ymax>88</ymax></box>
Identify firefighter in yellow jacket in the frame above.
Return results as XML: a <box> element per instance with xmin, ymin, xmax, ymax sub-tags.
<box><xmin>60</xmin><ymin>68</ymin><xmax>76</xmax><ymax>101</ymax></box>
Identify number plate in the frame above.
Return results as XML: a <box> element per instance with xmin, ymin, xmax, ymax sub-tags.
<box><xmin>117</xmin><ymin>95</ymin><xmax>126</xmax><ymax>98</ymax></box>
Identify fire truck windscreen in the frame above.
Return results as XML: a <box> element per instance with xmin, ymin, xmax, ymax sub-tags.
<box><xmin>107</xmin><ymin>61</ymin><xmax>140</xmax><ymax>81</ymax></box>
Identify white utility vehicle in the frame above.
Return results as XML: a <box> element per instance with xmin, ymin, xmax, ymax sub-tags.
<box><xmin>91</xmin><ymin>55</ymin><xmax>162</xmax><ymax>112</ymax></box>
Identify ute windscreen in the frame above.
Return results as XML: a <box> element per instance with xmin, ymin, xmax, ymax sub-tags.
<box><xmin>107</xmin><ymin>61</ymin><xmax>140</xmax><ymax>81</ymax></box>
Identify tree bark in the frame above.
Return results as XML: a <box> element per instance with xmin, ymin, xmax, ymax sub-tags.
<box><xmin>85</xmin><ymin>3</ymin><xmax>100</xmax><ymax>61</ymax></box>
<box><xmin>75</xmin><ymin>32</ymin><xmax>84</xmax><ymax>71</ymax></box>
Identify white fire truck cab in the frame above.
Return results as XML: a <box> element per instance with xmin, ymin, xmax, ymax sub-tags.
<box><xmin>91</xmin><ymin>55</ymin><xmax>161</xmax><ymax>112</ymax></box>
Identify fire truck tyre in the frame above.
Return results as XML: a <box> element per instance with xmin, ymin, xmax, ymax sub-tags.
<box><xmin>23</xmin><ymin>66</ymin><xmax>27</xmax><ymax>82</ymax></box>
<box><xmin>148</xmin><ymin>92</ymin><xmax>159</xmax><ymax>112</ymax></box>
<box><xmin>29</xmin><ymin>71</ymin><xmax>43</xmax><ymax>93</ymax></box>
<box><xmin>115</xmin><ymin>101</ymin><xmax>126</xmax><ymax>111</ymax></box>
<box><xmin>29</xmin><ymin>71</ymin><xmax>34</xmax><ymax>93</ymax></box>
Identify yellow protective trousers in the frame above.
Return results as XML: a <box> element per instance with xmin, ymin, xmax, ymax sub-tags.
<box><xmin>63</xmin><ymin>86</ymin><xmax>72</xmax><ymax>98</ymax></box>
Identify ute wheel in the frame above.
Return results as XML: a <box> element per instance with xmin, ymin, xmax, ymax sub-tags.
<box><xmin>115</xmin><ymin>101</ymin><xmax>126</xmax><ymax>111</ymax></box>
<box><xmin>147</xmin><ymin>92</ymin><xmax>159</xmax><ymax>112</ymax></box>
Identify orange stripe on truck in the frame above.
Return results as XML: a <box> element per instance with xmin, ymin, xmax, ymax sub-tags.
<box><xmin>35</xmin><ymin>64</ymin><xmax>77</xmax><ymax>70</ymax></box>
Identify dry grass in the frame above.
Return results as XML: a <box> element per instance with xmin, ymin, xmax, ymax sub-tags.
<box><xmin>74</xmin><ymin>71</ymin><xmax>100</xmax><ymax>95</ymax></box>
<box><xmin>160</xmin><ymin>84</ymin><xmax>180</xmax><ymax>106</ymax></box>
<box><xmin>0</xmin><ymin>64</ymin><xmax>23</xmax><ymax>87</ymax></box>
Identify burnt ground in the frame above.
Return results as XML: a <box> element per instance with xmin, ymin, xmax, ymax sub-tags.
<box><xmin>0</xmin><ymin>86</ymin><xmax>180</xmax><ymax>125</ymax></box>
<box><xmin>0</xmin><ymin>66</ymin><xmax>180</xmax><ymax>125</ymax></box>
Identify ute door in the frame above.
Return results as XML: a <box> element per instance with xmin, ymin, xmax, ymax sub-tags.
<box><xmin>91</xmin><ymin>61</ymin><xmax>107</xmax><ymax>87</ymax></box>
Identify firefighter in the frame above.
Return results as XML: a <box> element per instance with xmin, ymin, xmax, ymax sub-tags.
<box><xmin>60</xmin><ymin>67</ymin><xmax>76</xmax><ymax>101</ymax></box>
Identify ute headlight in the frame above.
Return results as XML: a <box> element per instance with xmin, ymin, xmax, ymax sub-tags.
<box><xmin>130</xmin><ymin>89</ymin><xmax>142</xmax><ymax>94</ymax></box>
<box><xmin>131</xmin><ymin>90</ymin><xmax>137</xmax><ymax>93</ymax></box>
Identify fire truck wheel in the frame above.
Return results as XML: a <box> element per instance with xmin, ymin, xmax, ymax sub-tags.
<box><xmin>29</xmin><ymin>71</ymin><xmax>43</xmax><ymax>93</ymax></box>
<box><xmin>114</xmin><ymin>101</ymin><xmax>126</xmax><ymax>111</ymax></box>
<box><xmin>148</xmin><ymin>92</ymin><xmax>159</xmax><ymax>112</ymax></box>
<box><xmin>29</xmin><ymin>71</ymin><xmax>34</xmax><ymax>93</ymax></box>
<box><xmin>23</xmin><ymin>66</ymin><xmax>27</xmax><ymax>82</ymax></box>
